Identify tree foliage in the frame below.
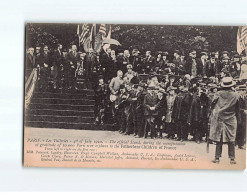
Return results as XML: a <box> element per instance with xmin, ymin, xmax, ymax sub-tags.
<box><xmin>111</xmin><ymin>24</ymin><xmax>238</xmax><ymax>55</ymax></box>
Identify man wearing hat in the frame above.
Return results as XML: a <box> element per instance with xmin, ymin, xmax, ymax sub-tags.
<box><xmin>165</xmin><ymin>86</ymin><xmax>177</xmax><ymax>139</ymax></box>
<box><xmin>143</xmin><ymin>85</ymin><xmax>159</xmax><ymax>139</ymax></box>
<box><xmin>94</xmin><ymin>75</ymin><xmax>108</xmax><ymax>125</ymax></box>
<box><xmin>209</xmin><ymin>77</ymin><xmax>240</xmax><ymax>164</ymax></box>
<box><xmin>135</xmin><ymin>81</ymin><xmax>147</xmax><ymax>138</ymax></box>
<box><xmin>235</xmin><ymin>85</ymin><xmax>247</xmax><ymax>150</ymax></box>
<box><xmin>172</xmin><ymin>82</ymin><xmax>192</xmax><ymax>142</ymax></box>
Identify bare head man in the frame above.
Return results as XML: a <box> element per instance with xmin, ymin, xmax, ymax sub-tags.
<box><xmin>117</xmin><ymin>70</ymin><xmax>123</xmax><ymax>78</ymax></box>
<box><xmin>146</xmin><ymin>51</ymin><xmax>151</xmax><ymax>57</ymax></box>
<box><xmin>29</xmin><ymin>47</ymin><xmax>34</xmax><ymax>55</ymax></box>
<box><xmin>124</xmin><ymin>50</ymin><xmax>130</xmax><ymax>57</ymax></box>
<box><xmin>106</xmin><ymin>48</ymin><xmax>111</xmax><ymax>54</ymax></box>
<box><xmin>72</xmin><ymin>45</ymin><xmax>77</xmax><ymax>51</ymax></box>
<box><xmin>89</xmin><ymin>48</ymin><xmax>94</xmax><ymax>54</ymax></box>
<box><xmin>57</xmin><ymin>44</ymin><xmax>62</xmax><ymax>50</ymax></box>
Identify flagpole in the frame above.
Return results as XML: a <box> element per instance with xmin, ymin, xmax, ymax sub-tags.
<box><xmin>77</xmin><ymin>24</ymin><xmax>80</xmax><ymax>47</ymax></box>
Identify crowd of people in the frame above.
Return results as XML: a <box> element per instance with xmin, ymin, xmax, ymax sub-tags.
<box><xmin>26</xmin><ymin>44</ymin><xmax>247</xmax><ymax>164</ymax></box>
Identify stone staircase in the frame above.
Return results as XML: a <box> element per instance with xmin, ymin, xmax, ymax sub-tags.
<box><xmin>25</xmin><ymin>81</ymin><xmax>116</xmax><ymax>131</ymax></box>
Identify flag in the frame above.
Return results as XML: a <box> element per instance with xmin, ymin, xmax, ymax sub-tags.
<box><xmin>237</xmin><ymin>26</ymin><xmax>247</xmax><ymax>55</ymax></box>
<box><xmin>99</xmin><ymin>24</ymin><xmax>107</xmax><ymax>36</ymax></box>
<box><xmin>78</xmin><ymin>24</ymin><xmax>90</xmax><ymax>45</ymax></box>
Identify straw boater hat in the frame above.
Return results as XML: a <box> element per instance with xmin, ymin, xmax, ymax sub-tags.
<box><xmin>221</xmin><ymin>77</ymin><xmax>236</xmax><ymax>88</ymax></box>
<box><xmin>167</xmin><ymin>86</ymin><xmax>177</xmax><ymax>92</ymax></box>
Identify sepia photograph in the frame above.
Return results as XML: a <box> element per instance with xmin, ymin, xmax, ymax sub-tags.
<box><xmin>23</xmin><ymin>23</ymin><xmax>247</xmax><ymax>169</ymax></box>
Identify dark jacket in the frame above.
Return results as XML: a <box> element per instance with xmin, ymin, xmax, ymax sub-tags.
<box><xmin>172</xmin><ymin>90</ymin><xmax>192</xmax><ymax>121</ymax></box>
<box><xmin>100</xmin><ymin>52</ymin><xmax>113</xmax><ymax>71</ymax></box>
<box><xmin>39</xmin><ymin>52</ymin><xmax>52</xmax><ymax>67</ymax></box>
<box><xmin>143</xmin><ymin>92</ymin><xmax>159</xmax><ymax>116</ymax></box>
<box><xmin>26</xmin><ymin>53</ymin><xmax>36</xmax><ymax>69</ymax></box>
<box><xmin>143</xmin><ymin>56</ymin><xmax>156</xmax><ymax>70</ymax></box>
<box><xmin>52</xmin><ymin>49</ymin><xmax>63</xmax><ymax>67</ymax></box>
<box><xmin>185</xmin><ymin>57</ymin><xmax>203</xmax><ymax>75</ymax></box>
<box><xmin>67</xmin><ymin>51</ymin><xmax>80</xmax><ymax>67</ymax></box>
<box><xmin>84</xmin><ymin>53</ymin><xmax>97</xmax><ymax>71</ymax></box>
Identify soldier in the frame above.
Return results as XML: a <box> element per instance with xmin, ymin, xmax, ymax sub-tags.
<box><xmin>210</xmin><ymin>77</ymin><xmax>240</xmax><ymax>164</ymax></box>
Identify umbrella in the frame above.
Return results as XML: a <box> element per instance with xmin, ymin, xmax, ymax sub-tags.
<box><xmin>102</xmin><ymin>38</ymin><xmax>121</xmax><ymax>46</ymax></box>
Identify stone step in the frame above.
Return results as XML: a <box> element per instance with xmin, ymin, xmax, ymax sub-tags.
<box><xmin>31</xmin><ymin>98</ymin><xmax>95</xmax><ymax>105</ymax></box>
<box><xmin>29</xmin><ymin>103</ymin><xmax>94</xmax><ymax>111</ymax></box>
<box><xmin>26</xmin><ymin>115</ymin><xmax>95</xmax><ymax>123</ymax></box>
<box><xmin>27</xmin><ymin>109</ymin><xmax>95</xmax><ymax>117</ymax></box>
<box><xmin>33</xmin><ymin>92</ymin><xmax>90</xmax><ymax>99</ymax></box>
<box><xmin>25</xmin><ymin>121</ymin><xmax>116</xmax><ymax>131</ymax></box>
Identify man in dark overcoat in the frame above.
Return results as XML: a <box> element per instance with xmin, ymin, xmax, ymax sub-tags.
<box><xmin>67</xmin><ymin>45</ymin><xmax>80</xmax><ymax>90</ymax></box>
<box><xmin>143</xmin><ymin>85</ymin><xmax>159</xmax><ymax>139</ymax></box>
<box><xmin>84</xmin><ymin>48</ymin><xmax>97</xmax><ymax>81</ymax></box>
<box><xmin>209</xmin><ymin>77</ymin><xmax>240</xmax><ymax>164</ymax></box>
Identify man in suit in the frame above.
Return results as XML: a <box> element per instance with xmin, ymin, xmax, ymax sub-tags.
<box><xmin>143</xmin><ymin>51</ymin><xmax>156</xmax><ymax>74</ymax></box>
<box><xmin>84</xmin><ymin>48</ymin><xmax>97</xmax><ymax>82</ymax></box>
<box><xmin>38</xmin><ymin>45</ymin><xmax>52</xmax><ymax>91</ymax></box>
<box><xmin>205</xmin><ymin>53</ymin><xmax>218</xmax><ymax>77</ymax></box>
<box><xmin>129</xmin><ymin>49</ymin><xmax>142</xmax><ymax>73</ymax></box>
<box><xmin>143</xmin><ymin>85</ymin><xmax>159</xmax><ymax>139</ymax></box>
<box><xmin>67</xmin><ymin>45</ymin><xmax>80</xmax><ymax>90</ymax></box>
<box><xmin>197</xmin><ymin>52</ymin><xmax>207</xmax><ymax>76</ymax></box>
<box><xmin>172</xmin><ymin>83</ymin><xmax>192</xmax><ymax>141</ymax></box>
<box><xmin>52</xmin><ymin>44</ymin><xmax>64</xmax><ymax>89</ymax></box>
<box><xmin>100</xmin><ymin>48</ymin><xmax>113</xmax><ymax>83</ymax></box>
<box><xmin>26</xmin><ymin>47</ymin><xmax>36</xmax><ymax>79</ymax></box>
<box><xmin>172</xmin><ymin>49</ymin><xmax>183</xmax><ymax>75</ymax></box>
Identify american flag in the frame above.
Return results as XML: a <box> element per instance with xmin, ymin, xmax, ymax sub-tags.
<box><xmin>237</xmin><ymin>26</ymin><xmax>247</xmax><ymax>55</ymax></box>
<box><xmin>99</xmin><ymin>24</ymin><xmax>106</xmax><ymax>36</ymax></box>
<box><xmin>77</xmin><ymin>24</ymin><xmax>90</xmax><ymax>44</ymax></box>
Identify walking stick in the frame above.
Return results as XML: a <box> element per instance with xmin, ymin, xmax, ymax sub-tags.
<box><xmin>206</xmin><ymin>123</ymin><xmax>210</xmax><ymax>153</ymax></box>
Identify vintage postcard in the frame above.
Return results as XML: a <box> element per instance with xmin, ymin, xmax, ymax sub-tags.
<box><xmin>24</xmin><ymin>23</ymin><xmax>247</xmax><ymax>169</ymax></box>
